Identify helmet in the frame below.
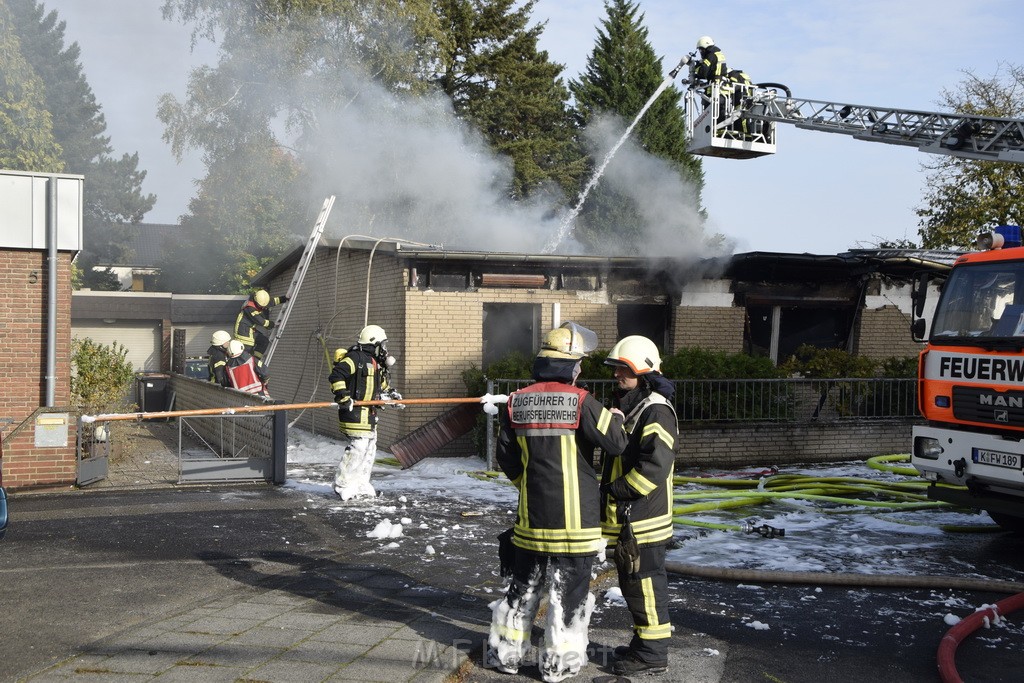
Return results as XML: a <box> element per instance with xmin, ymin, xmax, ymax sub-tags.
<box><xmin>211</xmin><ymin>330</ymin><xmax>231</xmax><ymax>347</ymax></box>
<box><xmin>696</xmin><ymin>35</ymin><xmax>715</xmax><ymax>50</ymax></box>
<box><xmin>538</xmin><ymin>322</ymin><xmax>598</xmax><ymax>360</ymax></box>
<box><xmin>604</xmin><ymin>335</ymin><xmax>661</xmax><ymax>374</ymax></box>
<box><xmin>227</xmin><ymin>339</ymin><xmax>245</xmax><ymax>358</ymax></box>
<box><xmin>358</xmin><ymin>324</ymin><xmax>387</xmax><ymax>346</ymax></box>
<box><xmin>253</xmin><ymin>290</ymin><xmax>270</xmax><ymax>308</ymax></box>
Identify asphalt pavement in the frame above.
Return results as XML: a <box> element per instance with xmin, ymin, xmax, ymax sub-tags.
<box><xmin>1</xmin><ymin>424</ymin><xmax>1022</xmax><ymax>682</ymax></box>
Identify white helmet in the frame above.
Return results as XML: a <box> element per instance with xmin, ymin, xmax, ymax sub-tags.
<box><xmin>696</xmin><ymin>35</ymin><xmax>715</xmax><ymax>50</ymax></box>
<box><xmin>358</xmin><ymin>324</ymin><xmax>387</xmax><ymax>346</ymax></box>
<box><xmin>211</xmin><ymin>330</ymin><xmax>231</xmax><ymax>347</ymax></box>
<box><xmin>604</xmin><ymin>335</ymin><xmax>661</xmax><ymax>374</ymax></box>
<box><xmin>227</xmin><ymin>339</ymin><xmax>245</xmax><ymax>358</ymax></box>
<box><xmin>538</xmin><ymin>322</ymin><xmax>598</xmax><ymax>360</ymax></box>
<box><xmin>253</xmin><ymin>290</ymin><xmax>270</xmax><ymax>308</ymax></box>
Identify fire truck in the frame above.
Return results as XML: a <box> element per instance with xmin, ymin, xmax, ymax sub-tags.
<box><xmin>681</xmin><ymin>74</ymin><xmax>1024</xmax><ymax>529</ymax></box>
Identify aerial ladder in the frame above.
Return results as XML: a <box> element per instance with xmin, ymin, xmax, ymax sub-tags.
<box><xmin>682</xmin><ymin>79</ymin><xmax>1024</xmax><ymax>164</ymax></box>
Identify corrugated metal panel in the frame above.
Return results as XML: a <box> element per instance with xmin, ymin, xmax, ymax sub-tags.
<box><xmin>390</xmin><ymin>403</ymin><xmax>481</xmax><ymax>468</ymax></box>
<box><xmin>73</xmin><ymin>321</ymin><xmax>161</xmax><ymax>371</ymax></box>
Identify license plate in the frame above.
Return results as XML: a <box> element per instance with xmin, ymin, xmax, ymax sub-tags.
<box><xmin>973</xmin><ymin>448</ymin><xmax>1022</xmax><ymax>469</ymax></box>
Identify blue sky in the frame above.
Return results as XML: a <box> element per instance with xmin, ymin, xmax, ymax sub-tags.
<box><xmin>43</xmin><ymin>0</ymin><xmax>1024</xmax><ymax>254</ymax></box>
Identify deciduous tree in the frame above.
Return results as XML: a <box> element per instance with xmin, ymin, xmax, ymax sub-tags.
<box><xmin>917</xmin><ymin>64</ymin><xmax>1024</xmax><ymax>249</ymax></box>
<box><xmin>0</xmin><ymin>1</ymin><xmax>62</xmax><ymax>171</ymax></box>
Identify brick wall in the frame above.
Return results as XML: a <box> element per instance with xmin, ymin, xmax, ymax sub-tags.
<box><xmin>673</xmin><ymin>306</ymin><xmax>745</xmax><ymax>352</ymax></box>
<box><xmin>679</xmin><ymin>420</ymin><xmax>916</xmax><ymax>469</ymax></box>
<box><xmin>854</xmin><ymin>305</ymin><xmax>924</xmax><ymax>361</ymax></box>
<box><xmin>0</xmin><ymin>249</ymin><xmax>77</xmax><ymax>489</ymax></box>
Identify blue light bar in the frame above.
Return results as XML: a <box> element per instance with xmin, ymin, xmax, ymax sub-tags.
<box><xmin>995</xmin><ymin>225</ymin><xmax>1022</xmax><ymax>248</ymax></box>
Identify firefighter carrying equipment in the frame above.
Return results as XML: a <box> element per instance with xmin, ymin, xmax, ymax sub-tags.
<box><xmin>605</xmin><ymin>335</ymin><xmax>662</xmax><ymax>374</ymax></box>
<box><xmin>329</xmin><ymin>341</ymin><xmax>396</xmax><ymax>436</ymax></box>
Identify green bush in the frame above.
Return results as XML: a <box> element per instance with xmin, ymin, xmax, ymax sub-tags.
<box><xmin>661</xmin><ymin>347</ymin><xmax>784</xmax><ymax>380</ymax></box>
<box><xmin>71</xmin><ymin>338</ymin><xmax>136</xmax><ymax>414</ymax></box>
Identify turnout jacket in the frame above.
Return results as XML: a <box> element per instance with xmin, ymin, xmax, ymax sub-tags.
<box><xmin>207</xmin><ymin>344</ymin><xmax>229</xmax><ymax>387</ymax></box>
<box><xmin>329</xmin><ymin>344</ymin><xmax>392</xmax><ymax>436</ymax></box>
<box><xmin>498</xmin><ymin>381</ymin><xmax>627</xmax><ymax>556</ymax></box>
<box><xmin>233</xmin><ymin>295</ymin><xmax>282</xmax><ymax>348</ymax></box>
<box><xmin>694</xmin><ymin>45</ymin><xmax>727</xmax><ymax>85</ymax></box>
<box><xmin>601</xmin><ymin>379</ymin><xmax>678</xmax><ymax>548</ymax></box>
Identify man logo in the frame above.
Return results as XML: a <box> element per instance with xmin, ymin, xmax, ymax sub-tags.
<box><xmin>996</xmin><ymin>410</ymin><xmax>1009</xmax><ymax>423</ymax></box>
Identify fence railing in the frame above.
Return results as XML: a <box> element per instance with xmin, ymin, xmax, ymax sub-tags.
<box><xmin>490</xmin><ymin>377</ymin><xmax>919</xmax><ymax>424</ymax></box>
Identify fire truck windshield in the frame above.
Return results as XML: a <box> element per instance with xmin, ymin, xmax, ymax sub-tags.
<box><xmin>932</xmin><ymin>262</ymin><xmax>1024</xmax><ymax>342</ymax></box>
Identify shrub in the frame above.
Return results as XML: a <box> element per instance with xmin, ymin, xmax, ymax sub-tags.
<box><xmin>71</xmin><ymin>338</ymin><xmax>136</xmax><ymax>414</ymax></box>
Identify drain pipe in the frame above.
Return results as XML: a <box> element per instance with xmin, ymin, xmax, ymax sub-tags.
<box><xmin>45</xmin><ymin>176</ymin><xmax>58</xmax><ymax>407</ymax></box>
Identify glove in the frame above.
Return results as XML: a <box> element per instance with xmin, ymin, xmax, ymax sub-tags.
<box><xmin>279</xmin><ymin>295</ymin><xmax>289</xmax><ymax>303</ymax></box>
<box><xmin>602</xmin><ymin>478</ymin><xmax>633</xmax><ymax>501</ymax></box>
<box><xmin>384</xmin><ymin>390</ymin><xmax>405</xmax><ymax>409</ymax></box>
<box><xmin>266</xmin><ymin>319</ymin><xmax>275</xmax><ymax>329</ymax></box>
<box><xmin>336</xmin><ymin>396</ymin><xmax>354</xmax><ymax>411</ymax></box>
<box><xmin>387</xmin><ymin>391</ymin><xmax>402</xmax><ymax>401</ymax></box>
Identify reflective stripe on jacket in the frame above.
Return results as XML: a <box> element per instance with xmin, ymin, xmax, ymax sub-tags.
<box><xmin>498</xmin><ymin>382</ymin><xmax>627</xmax><ymax>556</ymax></box>
<box><xmin>602</xmin><ymin>392</ymin><xmax>677</xmax><ymax>547</ymax></box>
<box><xmin>329</xmin><ymin>345</ymin><xmax>390</xmax><ymax>435</ymax></box>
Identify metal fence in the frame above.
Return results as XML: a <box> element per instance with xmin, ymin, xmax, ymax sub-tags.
<box><xmin>490</xmin><ymin>377</ymin><xmax>919</xmax><ymax>424</ymax></box>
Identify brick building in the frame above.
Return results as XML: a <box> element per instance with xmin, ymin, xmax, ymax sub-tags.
<box><xmin>255</xmin><ymin>239</ymin><xmax>952</xmax><ymax>453</ymax></box>
<box><xmin>0</xmin><ymin>170</ymin><xmax>84</xmax><ymax>490</ymax></box>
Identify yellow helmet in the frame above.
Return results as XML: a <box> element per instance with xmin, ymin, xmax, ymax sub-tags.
<box><xmin>605</xmin><ymin>335</ymin><xmax>661</xmax><ymax>374</ymax></box>
<box><xmin>253</xmin><ymin>290</ymin><xmax>270</xmax><ymax>308</ymax></box>
<box><xmin>358</xmin><ymin>324</ymin><xmax>387</xmax><ymax>345</ymax></box>
<box><xmin>334</xmin><ymin>348</ymin><xmax>348</xmax><ymax>363</ymax></box>
<box><xmin>537</xmin><ymin>322</ymin><xmax>598</xmax><ymax>360</ymax></box>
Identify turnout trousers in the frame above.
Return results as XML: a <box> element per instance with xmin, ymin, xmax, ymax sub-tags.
<box><xmin>333</xmin><ymin>432</ymin><xmax>377</xmax><ymax>500</ymax></box>
<box><xmin>487</xmin><ymin>551</ymin><xmax>596</xmax><ymax>683</ymax></box>
<box><xmin>617</xmin><ymin>544</ymin><xmax>670</xmax><ymax>664</ymax></box>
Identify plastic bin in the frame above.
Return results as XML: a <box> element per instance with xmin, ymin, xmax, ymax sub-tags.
<box><xmin>136</xmin><ymin>373</ymin><xmax>171</xmax><ymax>413</ymax></box>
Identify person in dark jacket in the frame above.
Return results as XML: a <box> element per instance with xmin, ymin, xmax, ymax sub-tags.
<box><xmin>600</xmin><ymin>335</ymin><xmax>678</xmax><ymax>676</ymax></box>
<box><xmin>328</xmin><ymin>324</ymin><xmax>400</xmax><ymax>500</ymax></box>
<box><xmin>207</xmin><ymin>330</ymin><xmax>232</xmax><ymax>387</ymax></box>
<box><xmin>233</xmin><ymin>289</ymin><xmax>288</xmax><ymax>363</ymax></box>
<box><xmin>692</xmin><ymin>35</ymin><xmax>729</xmax><ymax>121</ymax></box>
<box><xmin>487</xmin><ymin>322</ymin><xmax>628</xmax><ymax>683</ymax></box>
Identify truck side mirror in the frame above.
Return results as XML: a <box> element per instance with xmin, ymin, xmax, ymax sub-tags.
<box><xmin>911</xmin><ymin>272</ymin><xmax>929</xmax><ymax>318</ymax></box>
<box><xmin>911</xmin><ymin>317</ymin><xmax>927</xmax><ymax>342</ymax></box>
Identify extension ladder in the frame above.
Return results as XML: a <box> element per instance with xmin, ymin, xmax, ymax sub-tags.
<box><xmin>262</xmin><ymin>195</ymin><xmax>335</xmax><ymax>366</ymax></box>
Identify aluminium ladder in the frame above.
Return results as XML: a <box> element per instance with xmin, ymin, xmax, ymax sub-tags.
<box><xmin>261</xmin><ymin>195</ymin><xmax>335</xmax><ymax>366</ymax></box>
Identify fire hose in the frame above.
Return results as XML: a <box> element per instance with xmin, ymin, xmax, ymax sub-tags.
<box><xmin>80</xmin><ymin>394</ymin><xmax>509</xmax><ymax>423</ymax></box>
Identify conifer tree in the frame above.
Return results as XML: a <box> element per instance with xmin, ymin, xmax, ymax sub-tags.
<box><xmin>568</xmin><ymin>0</ymin><xmax>704</xmax><ymax>252</ymax></box>
<box><xmin>434</xmin><ymin>0</ymin><xmax>582</xmax><ymax>199</ymax></box>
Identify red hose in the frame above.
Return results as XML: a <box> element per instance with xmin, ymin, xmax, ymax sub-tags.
<box><xmin>937</xmin><ymin>591</ymin><xmax>1024</xmax><ymax>683</ymax></box>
